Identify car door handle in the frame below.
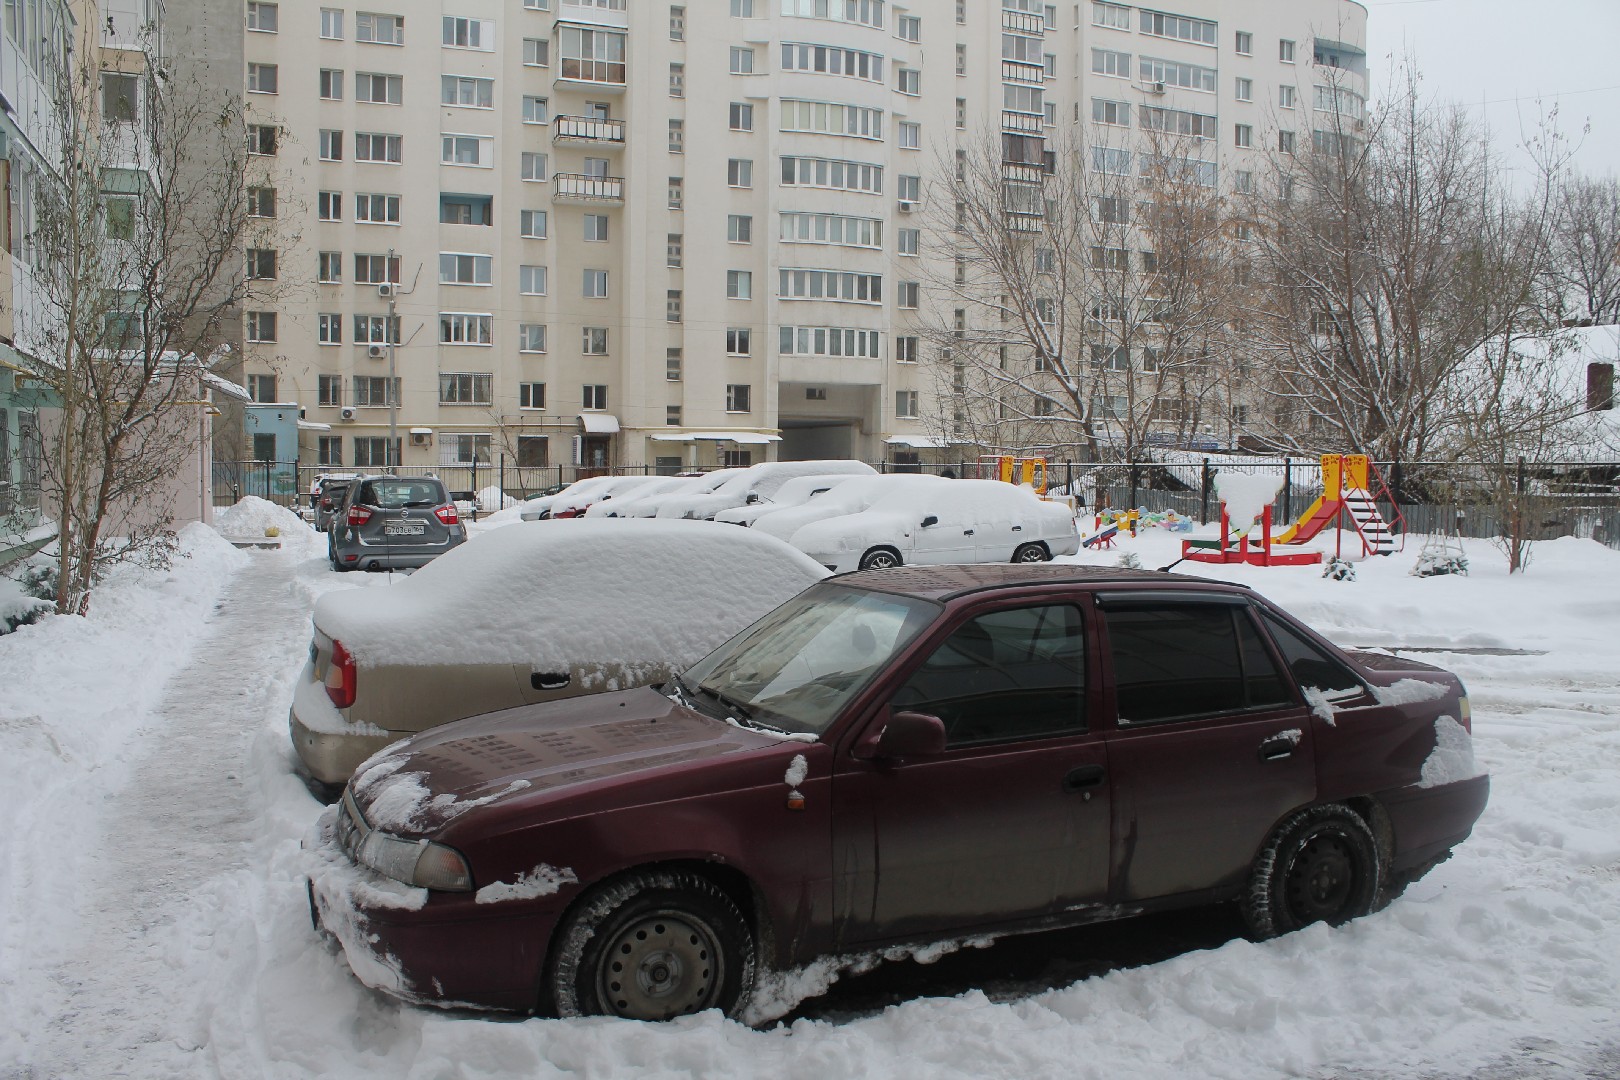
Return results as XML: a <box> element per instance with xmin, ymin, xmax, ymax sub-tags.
<box><xmin>532</xmin><ymin>671</ymin><xmax>571</xmax><ymax>691</ymax></box>
<box><xmin>963</xmin><ymin>529</ymin><xmax>974</xmax><ymax>536</ymax></box>
<box><xmin>1062</xmin><ymin>764</ymin><xmax>1106</xmax><ymax>792</ymax></box>
<box><xmin>1257</xmin><ymin>734</ymin><xmax>1298</xmax><ymax>762</ymax></box>
<box><xmin>1012</xmin><ymin>525</ymin><xmax>1023</xmax><ymax>532</ymax></box>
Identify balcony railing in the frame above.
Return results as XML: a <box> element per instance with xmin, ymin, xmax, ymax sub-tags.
<box><xmin>552</xmin><ymin>115</ymin><xmax>626</xmax><ymax>144</ymax></box>
<box><xmin>553</xmin><ymin>172</ymin><xmax>624</xmax><ymax>202</ymax></box>
<box><xmin>1001</xmin><ymin>9</ymin><xmax>1043</xmax><ymax>34</ymax></box>
<box><xmin>1000</xmin><ymin>59</ymin><xmax>1044</xmax><ymax>85</ymax></box>
<box><xmin>1001</xmin><ymin>161</ymin><xmax>1045</xmax><ymax>184</ymax></box>
<box><xmin>1001</xmin><ymin>110</ymin><xmax>1042</xmax><ymax>135</ymax></box>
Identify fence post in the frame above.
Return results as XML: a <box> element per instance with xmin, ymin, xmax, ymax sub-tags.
<box><xmin>470</xmin><ymin>456</ymin><xmax>479</xmax><ymax>520</ymax></box>
<box><xmin>1066</xmin><ymin>461</ymin><xmax>1073</xmax><ymax>498</ymax></box>
<box><xmin>498</xmin><ymin>455</ymin><xmax>505</xmax><ymax>502</ymax></box>
<box><xmin>1199</xmin><ymin>457</ymin><xmax>1212</xmax><ymax>524</ymax></box>
<box><xmin>1282</xmin><ymin>457</ymin><xmax>1292</xmax><ymax>523</ymax></box>
<box><xmin>1128</xmin><ymin>462</ymin><xmax>1139</xmax><ymax>509</ymax></box>
<box><xmin>1516</xmin><ymin>456</ymin><xmax>1526</xmax><ymax>495</ymax></box>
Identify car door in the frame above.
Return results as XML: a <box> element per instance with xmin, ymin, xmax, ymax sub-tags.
<box><xmin>908</xmin><ymin>505</ymin><xmax>978</xmax><ymax>565</ymax></box>
<box><xmin>833</xmin><ymin>601</ymin><xmax>1110</xmax><ymax>945</ymax></box>
<box><xmin>1096</xmin><ymin>594</ymin><xmax>1317</xmax><ymax>903</ymax></box>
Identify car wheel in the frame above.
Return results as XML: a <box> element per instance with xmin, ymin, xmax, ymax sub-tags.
<box><xmin>1241</xmin><ymin>804</ymin><xmax>1381</xmax><ymax>939</ymax></box>
<box><xmin>547</xmin><ymin>870</ymin><xmax>755</xmax><ymax>1022</ymax></box>
<box><xmin>858</xmin><ymin>547</ymin><xmax>903</xmax><ymax>571</ymax></box>
<box><xmin>1012</xmin><ymin>542</ymin><xmax>1049</xmax><ymax>563</ymax></box>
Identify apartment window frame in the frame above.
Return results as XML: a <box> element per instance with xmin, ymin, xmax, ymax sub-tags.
<box><xmin>729</xmin><ymin>102</ymin><xmax>754</xmax><ymax>131</ymax></box>
<box><xmin>583</xmin><ymin>269</ymin><xmax>609</xmax><ymax>298</ymax></box>
<box><xmin>355</xmin><ymin>11</ymin><xmax>404</xmax><ymax>45</ymax></box>
<box><xmin>519</xmin><ymin>324</ymin><xmax>548</xmax><ymax>353</ymax></box>
<box><xmin>319</xmin><ymin>7</ymin><xmax>343</xmax><ymax>39</ymax></box>
<box><xmin>355</xmin><ymin>131</ymin><xmax>402</xmax><ymax>163</ymax></box>
<box><xmin>438</xmin><ymin>251</ymin><xmax>493</xmax><ymax>286</ymax></box>
<box><xmin>519</xmin><ymin>382</ymin><xmax>548</xmax><ymax>410</ymax></box>
<box><xmin>519</xmin><ymin>264</ymin><xmax>549</xmax><ymax>296</ymax></box>
<box><xmin>727</xmin><ymin>158</ymin><xmax>754</xmax><ymax>188</ymax></box>
<box><xmin>355</xmin><ymin>71</ymin><xmax>404</xmax><ymax>104</ymax></box>
<box><xmin>519</xmin><ymin>209</ymin><xmax>548</xmax><ymax>239</ymax></box>
<box><xmin>354</xmin><ymin>192</ymin><xmax>401</xmax><ymax>224</ymax></box>
<box><xmin>246</xmin><ymin>62</ymin><xmax>278</xmax><ymax>95</ymax></box>
<box><xmin>440</xmin><ymin>74</ymin><xmax>495</xmax><ymax>109</ymax></box>
<box><xmin>581</xmin><ymin>326</ymin><xmax>609</xmax><ymax>355</ymax></box>
<box><xmin>438</xmin><ymin>312</ymin><xmax>495</xmax><ymax>346</ymax></box>
<box><xmin>438</xmin><ymin>372</ymin><xmax>494</xmax><ymax>405</ymax></box>
<box><xmin>729</xmin><ymin>46</ymin><xmax>755</xmax><ymax>74</ymax></box>
<box><xmin>727</xmin><ymin>269</ymin><xmax>753</xmax><ymax>300</ymax></box>
<box><xmin>725</xmin><ymin>384</ymin><xmax>752</xmax><ymax>413</ymax></box>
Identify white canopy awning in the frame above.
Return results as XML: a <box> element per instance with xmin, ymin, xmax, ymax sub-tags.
<box><xmin>885</xmin><ymin>435</ymin><xmax>952</xmax><ymax>449</ymax></box>
<box><xmin>296</xmin><ymin>419</ymin><xmax>332</xmax><ymax>431</ymax></box>
<box><xmin>409</xmin><ymin>427</ymin><xmax>434</xmax><ymax>435</ymax></box>
<box><xmin>646</xmin><ymin>431</ymin><xmax>782</xmax><ymax>444</ymax></box>
<box><xmin>200</xmin><ymin>370</ymin><xmax>253</xmax><ymax>403</ymax></box>
<box><xmin>578</xmin><ymin>413</ymin><xmax>621</xmax><ymax>434</ymax></box>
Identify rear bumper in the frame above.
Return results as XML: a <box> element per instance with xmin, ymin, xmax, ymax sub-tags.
<box><xmin>333</xmin><ymin>531</ymin><xmax>466</xmax><ymax>570</ymax></box>
<box><xmin>1383</xmin><ymin>772</ymin><xmax>1491</xmax><ymax>873</ymax></box>
<box><xmin>289</xmin><ymin>675</ymin><xmax>399</xmax><ymax>785</ymax></box>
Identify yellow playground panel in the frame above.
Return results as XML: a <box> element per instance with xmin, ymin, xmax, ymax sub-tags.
<box><xmin>984</xmin><ymin>455</ymin><xmax>1048</xmax><ymax>494</ymax></box>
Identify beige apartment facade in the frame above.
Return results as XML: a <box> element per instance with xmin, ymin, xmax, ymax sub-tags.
<box><xmin>239</xmin><ymin>0</ymin><xmax>1366</xmax><ymax>472</ymax></box>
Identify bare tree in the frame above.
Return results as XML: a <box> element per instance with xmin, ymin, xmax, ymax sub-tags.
<box><xmin>2</xmin><ymin>36</ymin><xmax>289</xmax><ymax>614</ymax></box>
<box><xmin>1553</xmin><ymin>172</ymin><xmax>1620</xmax><ymax>326</ymax></box>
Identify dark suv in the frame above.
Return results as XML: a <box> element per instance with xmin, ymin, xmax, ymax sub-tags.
<box><xmin>328</xmin><ymin>475</ymin><xmax>466</xmax><ymax>571</ymax></box>
<box><xmin>308</xmin><ymin>564</ymin><xmax>1489</xmax><ymax>1020</ymax></box>
<box><xmin>311</xmin><ymin>474</ymin><xmax>359</xmax><ymax>533</ymax></box>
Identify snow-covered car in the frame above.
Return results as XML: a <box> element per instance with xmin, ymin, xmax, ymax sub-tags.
<box><xmin>581</xmin><ymin>475</ymin><xmax>709</xmax><ymax>518</ymax></box>
<box><xmin>600</xmin><ymin>468</ymin><xmax>744</xmax><ymax>518</ymax></box>
<box><xmin>654</xmin><ymin>460</ymin><xmax>877</xmax><ymax>521</ymax></box>
<box><xmin>308</xmin><ymin>564</ymin><xmax>1490</xmax><ymax>1020</ymax></box>
<box><xmin>289</xmin><ymin>520</ymin><xmax>829</xmax><ymax>789</ymax></box>
<box><xmin>713</xmin><ymin>474</ymin><xmax>868</xmax><ymax>527</ymax></box>
<box><xmin>750</xmin><ymin>473</ymin><xmax>952</xmax><ymax>547</ymax></box>
<box><xmin>519</xmin><ymin>475</ymin><xmax>665</xmax><ymax>521</ymax></box>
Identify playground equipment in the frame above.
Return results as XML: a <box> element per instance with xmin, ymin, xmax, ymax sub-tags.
<box><xmin>1180</xmin><ymin>502</ymin><xmax>1326</xmax><ymax>567</ymax></box>
<box><xmin>980</xmin><ymin>455</ymin><xmax>1048</xmax><ymax>494</ymax></box>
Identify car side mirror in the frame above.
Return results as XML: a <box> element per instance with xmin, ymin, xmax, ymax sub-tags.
<box><xmin>746</xmin><ymin>492</ymin><xmax>760</xmax><ymax>504</ymax></box>
<box><xmin>920</xmin><ymin>515</ymin><xmax>939</xmax><ymax>528</ymax></box>
<box><xmin>854</xmin><ymin>710</ymin><xmax>946</xmax><ymax>760</ymax></box>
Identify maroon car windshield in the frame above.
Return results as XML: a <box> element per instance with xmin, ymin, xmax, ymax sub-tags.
<box><xmin>681</xmin><ymin>583</ymin><xmax>939</xmax><ymax>735</ymax></box>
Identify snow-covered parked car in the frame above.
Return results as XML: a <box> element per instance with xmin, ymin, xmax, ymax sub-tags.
<box><xmin>519</xmin><ymin>475</ymin><xmax>661</xmax><ymax>521</ymax></box>
<box><xmin>308</xmin><ymin>564</ymin><xmax>1490</xmax><ymax>1020</ymax></box>
<box><xmin>289</xmin><ymin>520</ymin><xmax>828</xmax><ymax>789</ymax></box>
<box><xmin>751</xmin><ymin>473</ymin><xmax>951</xmax><ymax>547</ymax></box>
<box><xmin>599</xmin><ymin>468</ymin><xmax>744</xmax><ymax>518</ymax></box>
<box><xmin>654</xmin><ymin>460</ymin><xmax>877</xmax><ymax>521</ymax></box>
<box><xmin>713</xmin><ymin>473</ymin><xmax>868</xmax><ymax>527</ymax></box>
<box><xmin>581</xmin><ymin>475</ymin><xmax>711</xmax><ymax>518</ymax></box>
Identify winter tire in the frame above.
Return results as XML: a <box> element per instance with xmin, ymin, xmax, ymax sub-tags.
<box><xmin>546</xmin><ymin>870</ymin><xmax>755</xmax><ymax>1022</ymax></box>
<box><xmin>1012</xmin><ymin>542</ymin><xmax>1049</xmax><ymax>563</ymax></box>
<box><xmin>1241</xmin><ymin>804</ymin><xmax>1382</xmax><ymax>939</ymax></box>
<box><xmin>858</xmin><ymin>547</ymin><xmax>902</xmax><ymax>571</ymax></box>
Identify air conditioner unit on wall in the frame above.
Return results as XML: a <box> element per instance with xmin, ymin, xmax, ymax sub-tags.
<box><xmin>898</xmin><ymin>200</ymin><xmax>916</xmax><ymax>212</ymax></box>
<box><xmin>1152</xmin><ymin>81</ymin><xmax>1166</xmax><ymax>95</ymax></box>
<box><xmin>410</xmin><ymin>430</ymin><xmax>433</xmax><ymax>446</ymax></box>
<box><xmin>340</xmin><ymin>406</ymin><xmax>357</xmax><ymax>421</ymax></box>
<box><xmin>377</xmin><ymin>283</ymin><xmax>395</xmax><ymax>298</ymax></box>
<box><xmin>367</xmin><ymin>343</ymin><xmax>386</xmax><ymax>359</ymax></box>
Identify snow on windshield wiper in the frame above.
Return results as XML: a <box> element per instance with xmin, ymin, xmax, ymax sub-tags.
<box><xmin>666</xmin><ymin>674</ymin><xmax>697</xmax><ymax>709</ymax></box>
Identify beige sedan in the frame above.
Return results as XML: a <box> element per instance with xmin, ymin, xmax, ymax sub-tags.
<box><xmin>289</xmin><ymin>519</ymin><xmax>829</xmax><ymax>790</ymax></box>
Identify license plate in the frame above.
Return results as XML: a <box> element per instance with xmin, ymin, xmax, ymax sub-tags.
<box><xmin>383</xmin><ymin>523</ymin><xmax>425</xmax><ymax>535</ymax></box>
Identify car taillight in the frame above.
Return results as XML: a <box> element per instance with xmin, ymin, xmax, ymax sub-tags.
<box><xmin>435</xmin><ymin>504</ymin><xmax>459</xmax><ymax>525</ymax></box>
<box><xmin>320</xmin><ymin>498</ymin><xmax>333</xmax><ymax>510</ymax></box>
<box><xmin>1457</xmin><ymin>693</ymin><xmax>1471</xmax><ymax>733</ymax></box>
<box><xmin>325</xmin><ymin>640</ymin><xmax>357</xmax><ymax>709</ymax></box>
<box><xmin>347</xmin><ymin>505</ymin><xmax>372</xmax><ymax>527</ymax></box>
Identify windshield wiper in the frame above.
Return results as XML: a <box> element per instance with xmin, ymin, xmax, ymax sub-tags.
<box><xmin>666</xmin><ymin>674</ymin><xmax>697</xmax><ymax>709</ymax></box>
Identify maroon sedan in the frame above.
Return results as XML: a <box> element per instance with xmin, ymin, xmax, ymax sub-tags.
<box><xmin>308</xmin><ymin>565</ymin><xmax>1489</xmax><ymax>1021</ymax></box>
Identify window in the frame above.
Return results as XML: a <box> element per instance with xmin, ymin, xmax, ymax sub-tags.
<box><xmin>1105</xmin><ymin>603</ymin><xmax>1290</xmax><ymax>724</ymax></box>
<box><xmin>1234</xmin><ymin>169</ymin><xmax>1254</xmax><ymax>194</ymax></box>
<box><xmin>1235</xmin><ymin>30</ymin><xmax>1252</xmax><ymax>55</ymax></box>
<box><xmin>353</xmin><ymin>436</ymin><xmax>400</xmax><ymax>467</ymax></box>
<box><xmin>356</xmin><ymin>12</ymin><xmax>403</xmax><ymax>44</ymax></box>
<box><xmin>441</xmin><ymin>193</ymin><xmax>492</xmax><ymax>225</ymax></box>
<box><xmin>246</xmin><ymin>63</ymin><xmax>277</xmax><ymax>95</ymax></box>
<box><xmin>246</xmin><ymin>373</ymin><xmax>278</xmax><ymax>403</ymax></box>
<box><xmin>779</xmin><ymin>268</ymin><xmax>882</xmax><ymax>303</ymax></box>
<box><xmin>520</xmin><ymin>383</ymin><xmax>547</xmax><ymax>410</ymax></box>
<box><xmin>318</xmin><ymin>251</ymin><xmax>342</xmax><ymax>282</ymax></box>
<box><xmin>318</xmin><ymin>314</ymin><xmax>343</xmax><ymax>345</ymax></box>
<box><xmin>247</xmin><ymin>124</ymin><xmax>278</xmax><ymax>155</ymax></box>
<box><xmin>730</xmin><ymin>47</ymin><xmax>755</xmax><ymax>74</ymax></box>
<box><xmin>353</xmin><ymin>315</ymin><xmax>401</xmax><ymax>344</ymax></box>
<box><xmin>439</xmin><ymin>373</ymin><xmax>493</xmax><ymax>404</ymax></box>
<box><xmin>779</xmin><ymin>42</ymin><xmax>884</xmax><ymax>81</ymax></box>
<box><xmin>898</xmin><ymin>68</ymin><xmax>919</xmax><ymax>95</ymax></box>
<box><xmin>519</xmin><ymin>209</ymin><xmax>548</xmax><ymax>239</ymax></box>
<box><xmin>1139</xmin><ymin>106</ymin><xmax>1217</xmax><ymax>139</ymax></box>
<box><xmin>1279</xmin><ymin>38</ymin><xmax>1295</xmax><ymax>62</ymax></box>
<box><xmin>355</xmin><ymin>72</ymin><xmax>403</xmax><ymax>104</ymax></box>
<box><xmin>897</xmin><ymin>173</ymin><xmax>920</xmax><ymax>202</ymax></box>
<box><xmin>1234</xmin><ymin>123</ymin><xmax>1252</xmax><ymax>148</ymax></box>
<box><xmin>1139</xmin><ymin>56</ymin><xmax>1216</xmax><ymax>93</ymax></box>
<box><xmin>955</xmin><ymin>97</ymin><xmax>967</xmax><ymax>130</ymax></box>
<box><xmin>898</xmin><ymin>121</ymin><xmax>920</xmax><ymax>149</ymax></box>
<box><xmin>726</xmin><ymin>384</ymin><xmax>752</xmax><ymax>412</ymax></box>
<box><xmin>713</xmin><ymin>327</ymin><xmax>748</xmax><ymax>356</ymax></box>
<box><xmin>728</xmin><ymin>158</ymin><xmax>753</xmax><ymax>187</ymax></box>
<box><xmin>355</xmin><ymin>132</ymin><xmax>402</xmax><ymax>162</ymax></box>
<box><xmin>667</xmin><ymin>348</ymin><xmax>683</xmax><ymax>381</ymax></box>
<box><xmin>670</xmin><ymin>63</ymin><xmax>684</xmax><ymax>97</ymax></box>
<box><xmin>779</xmin><ymin>326</ymin><xmax>883</xmax><ymax>359</ymax></box>
<box><xmin>1278</xmin><ymin>129</ymin><xmax>1295</xmax><ymax>154</ymax></box>
<box><xmin>779</xmin><ymin>98</ymin><xmax>883</xmax><ymax>139</ymax></box>
<box><xmin>439</xmin><ymin>252</ymin><xmax>492</xmax><ymax>285</ymax></box>
<box><xmin>319</xmin><ymin>68</ymin><xmax>343</xmax><ymax>100</ymax></box>
<box><xmin>1092</xmin><ymin>49</ymin><xmax>1130</xmax><ymax>78</ymax></box>
<box><xmin>523</xmin><ymin>38</ymin><xmax>550</xmax><ymax>66</ymax></box>
<box><xmin>355</xmin><ymin>192</ymin><xmax>400</xmax><ymax>224</ymax></box>
<box><xmin>246</xmin><ymin>248</ymin><xmax>276</xmax><ymax>279</ymax></box>
<box><xmin>897</xmin><ymin>227</ymin><xmax>919</xmax><ymax>256</ymax></box>
<box><xmin>1279</xmin><ymin>84</ymin><xmax>1296</xmax><ymax>109</ymax></box>
<box><xmin>666</xmin><ymin>290</ymin><xmax>682</xmax><ymax>322</ymax></box>
<box><xmin>899</xmin><ymin>13</ymin><xmax>920</xmax><ymax>40</ymax></box>
<box><xmin>668</xmin><ymin>176</ymin><xmax>684</xmax><ymax>208</ymax></box>
<box><xmin>576</xmin><ymin>213</ymin><xmax>608</xmax><ymax>243</ymax></box>
<box><xmin>781</xmin><ymin>155</ymin><xmax>884</xmax><ymax>194</ymax></box>
<box><xmin>441</xmin><ymin>75</ymin><xmax>494</xmax><ymax>108</ymax></box>
<box><xmin>727</xmin><ymin>270</ymin><xmax>753</xmax><ymax>299</ymax></box>
<box><xmin>439</xmin><ymin>313</ymin><xmax>493</xmax><ymax>345</ymax></box>
<box><xmin>727</xmin><ymin>214</ymin><xmax>752</xmax><ymax>244</ymax></box>
<box><xmin>779</xmin><ymin>211</ymin><xmax>882</xmax><ymax>248</ymax></box>
<box><xmin>894</xmin><ymin>606</ymin><xmax>1086</xmax><ymax>745</ymax></box>
<box><xmin>583</xmin><ymin>384</ymin><xmax>609</xmax><ymax>410</ymax></box>
<box><xmin>668</xmin><ymin>118</ymin><xmax>684</xmax><ymax>153</ymax></box>
<box><xmin>897</xmin><ymin>280</ymin><xmax>919</xmax><ymax>308</ymax></box>
<box><xmin>1139</xmin><ymin>9</ymin><xmax>1215</xmax><ymax>46</ymax></box>
<box><xmin>1092</xmin><ymin>2</ymin><xmax>1129</xmax><ymax>28</ymax></box>
<box><xmin>581</xmin><ymin>269</ymin><xmax>609</xmax><ymax>298</ymax></box>
<box><xmin>560</xmin><ymin>26</ymin><xmax>627</xmax><ymax>83</ymax></box>
<box><xmin>516</xmin><ymin>436</ymin><xmax>549</xmax><ymax>467</ymax></box>
<box><xmin>318</xmin><ymin>374</ymin><xmax>342</xmax><ymax>404</ymax></box>
<box><xmin>320</xmin><ymin>7</ymin><xmax>343</xmax><ymax>38</ymax></box>
<box><xmin>780</xmin><ymin>0</ymin><xmax>883</xmax><ymax>27</ymax></box>
<box><xmin>442</xmin><ymin>16</ymin><xmax>493</xmax><ymax>50</ymax></box>
<box><xmin>732</xmin><ymin>0</ymin><xmax>755</xmax><ymax>15</ymax></box>
<box><xmin>521</xmin><ymin>152</ymin><xmax>548</xmax><ymax>181</ymax></box>
<box><xmin>1235</xmin><ymin>76</ymin><xmax>1252</xmax><ymax>102</ymax></box>
<box><xmin>894</xmin><ymin>389</ymin><xmax>918</xmax><ymax>418</ymax></box>
<box><xmin>247</xmin><ymin>186</ymin><xmax>276</xmax><ymax>218</ymax></box>
<box><xmin>519</xmin><ymin>324</ymin><xmax>547</xmax><ymax>352</ymax></box>
<box><xmin>352</xmin><ymin>375</ymin><xmax>401</xmax><ymax>407</ymax></box>
<box><xmin>1092</xmin><ymin>98</ymin><xmax>1130</xmax><ymax>126</ymax></box>
<box><xmin>729</xmin><ymin>102</ymin><xmax>754</xmax><ymax>131</ymax></box>
<box><xmin>519</xmin><ymin>265</ymin><xmax>548</xmax><ymax>295</ymax></box>
<box><xmin>582</xmin><ymin>327</ymin><xmax>609</xmax><ymax>354</ymax></box>
<box><xmin>666</xmin><ymin>405</ymin><xmax>683</xmax><ymax>426</ymax></box>
<box><xmin>666</xmin><ymin>233</ymin><xmax>683</xmax><ymax>267</ymax></box>
<box><xmin>441</xmin><ymin>134</ymin><xmax>490</xmax><ymax>166</ymax></box>
<box><xmin>246</xmin><ymin>311</ymin><xmax>277</xmax><ymax>343</ymax></box>
<box><xmin>669</xmin><ymin>4</ymin><xmax>684</xmax><ymax>39</ymax></box>
<box><xmin>956</xmin><ymin>0</ymin><xmax>965</xmax><ymax>22</ymax></box>
<box><xmin>1093</xmin><ymin>195</ymin><xmax>1128</xmax><ymax>224</ymax></box>
<box><xmin>1589</xmin><ymin>362</ymin><xmax>1617</xmax><ymax>412</ymax></box>
<box><xmin>523</xmin><ymin>95</ymin><xmax>549</xmax><ymax>124</ymax></box>
<box><xmin>1091</xmin><ymin>146</ymin><xmax>1131</xmax><ymax>175</ymax></box>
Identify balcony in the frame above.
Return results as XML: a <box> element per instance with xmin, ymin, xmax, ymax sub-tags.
<box><xmin>553</xmin><ymin>172</ymin><xmax>624</xmax><ymax>203</ymax></box>
<box><xmin>556</xmin><ymin>57</ymin><xmax>627</xmax><ymax>89</ymax></box>
<box><xmin>552</xmin><ymin>115</ymin><xmax>626</xmax><ymax>145</ymax></box>
<box><xmin>1000</xmin><ymin>59</ymin><xmax>1044</xmax><ymax>85</ymax></box>
<box><xmin>1001</xmin><ymin>161</ymin><xmax>1045</xmax><ymax>184</ymax></box>
<box><xmin>1002</xmin><ymin>110</ymin><xmax>1042</xmax><ymax>135</ymax></box>
<box><xmin>1002</xmin><ymin>9</ymin><xmax>1043</xmax><ymax>34</ymax></box>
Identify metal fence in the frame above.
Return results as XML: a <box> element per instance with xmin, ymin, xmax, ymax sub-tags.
<box><xmin>213</xmin><ymin>456</ymin><xmax>1620</xmax><ymax>550</ymax></box>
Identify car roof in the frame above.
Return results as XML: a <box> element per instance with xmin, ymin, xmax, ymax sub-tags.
<box><xmin>832</xmin><ymin>563</ymin><xmax>1250</xmax><ymax>602</ymax></box>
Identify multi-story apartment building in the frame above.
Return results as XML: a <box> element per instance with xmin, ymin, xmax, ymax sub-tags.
<box><xmin>240</xmin><ymin>0</ymin><xmax>1366</xmax><ymax>472</ymax></box>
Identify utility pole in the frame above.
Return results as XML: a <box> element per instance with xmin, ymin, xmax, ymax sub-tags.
<box><xmin>386</xmin><ymin>246</ymin><xmax>398</xmax><ymax>468</ymax></box>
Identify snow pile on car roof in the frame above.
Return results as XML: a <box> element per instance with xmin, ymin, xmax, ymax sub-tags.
<box><xmin>314</xmin><ymin>519</ymin><xmax>829</xmax><ymax>669</ymax></box>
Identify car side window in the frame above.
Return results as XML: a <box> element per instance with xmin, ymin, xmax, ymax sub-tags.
<box><xmin>1104</xmin><ymin>603</ymin><xmax>1291</xmax><ymax>724</ymax></box>
<box><xmin>892</xmin><ymin>604</ymin><xmax>1086</xmax><ymax>746</ymax></box>
<box><xmin>1260</xmin><ymin>613</ymin><xmax>1365</xmax><ymax>700</ymax></box>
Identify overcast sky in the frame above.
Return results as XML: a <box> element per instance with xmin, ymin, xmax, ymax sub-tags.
<box><xmin>1363</xmin><ymin>0</ymin><xmax>1620</xmax><ymax>180</ymax></box>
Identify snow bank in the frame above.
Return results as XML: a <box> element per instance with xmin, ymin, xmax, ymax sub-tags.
<box><xmin>215</xmin><ymin>495</ymin><xmax>312</xmax><ymax>539</ymax></box>
<box><xmin>477</xmin><ymin>485</ymin><xmax>518</xmax><ymax>512</ymax></box>
<box><xmin>314</xmin><ymin>519</ymin><xmax>829</xmax><ymax>670</ymax></box>
<box><xmin>1213</xmin><ymin>470</ymin><xmax>1285</xmax><ymax>527</ymax></box>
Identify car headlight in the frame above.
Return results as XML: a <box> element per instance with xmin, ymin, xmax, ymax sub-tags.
<box><xmin>357</xmin><ymin>829</ymin><xmax>473</xmax><ymax>892</ymax></box>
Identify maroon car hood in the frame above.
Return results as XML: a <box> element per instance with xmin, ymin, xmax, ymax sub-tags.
<box><xmin>350</xmin><ymin>686</ymin><xmax>781</xmax><ymax>833</ymax></box>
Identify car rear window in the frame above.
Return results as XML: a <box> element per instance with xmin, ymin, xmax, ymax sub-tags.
<box><xmin>358</xmin><ymin>479</ymin><xmax>448</xmax><ymax>509</ymax></box>
<box><xmin>1104</xmin><ymin>603</ymin><xmax>1291</xmax><ymax>724</ymax></box>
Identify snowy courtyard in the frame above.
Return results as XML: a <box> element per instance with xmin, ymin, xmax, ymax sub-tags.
<box><xmin>1</xmin><ymin>506</ymin><xmax>1617</xmax><ymax>1079</ymax></box>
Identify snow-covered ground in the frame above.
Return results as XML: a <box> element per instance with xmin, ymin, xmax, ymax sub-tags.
<box><xmin>1</xmin><ymin>512</ymin><xmax>1618</xmax><ymax>1078</ymax></box>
